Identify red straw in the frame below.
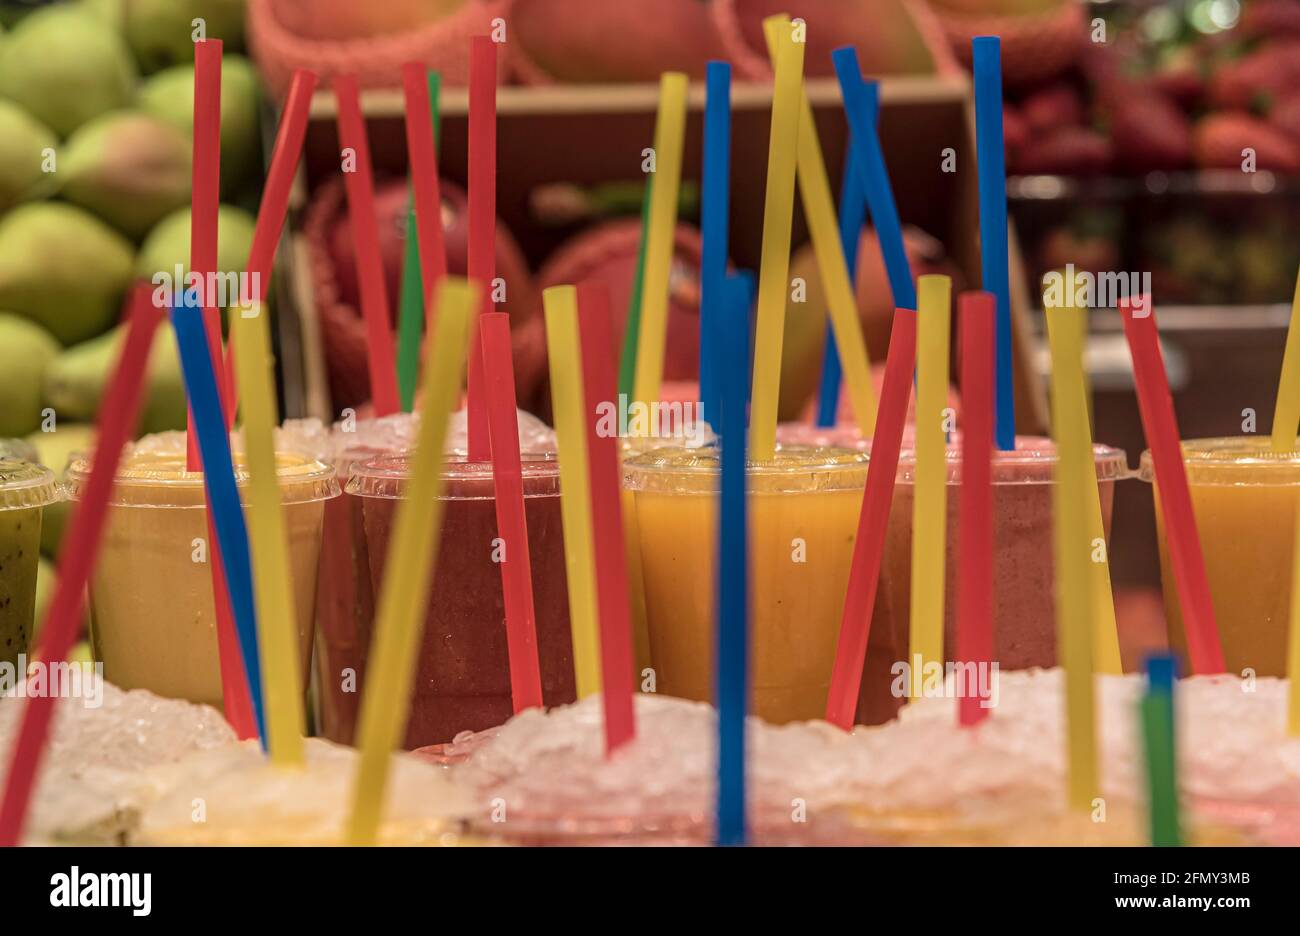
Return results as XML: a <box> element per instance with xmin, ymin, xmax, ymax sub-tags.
<box><xmin>1121</xmin><ymin>297</ymin><xmax>1225</xmax><ymax>674</ymax></box>
<box><xmin>401</xmin><ymin>61</ymin><xmax>448</xmax><ymax>332</ymax></box>
<box><xmin>189</xmin><ymin>38</ymin><xmax>228</xmax><ymax>469</ymax></box>
<box><xmin>825</xmin><ymin>308</ymin><xmax>918</xmax><ymax>729</ymax></box>
<box><xmin>0</xmin><ymin>288</ymin><xmax>163</xmax><ymax>846</ymax></box>
<box><xmin>577</xmin><ymin>284</ymin><xmax>637</xmax><ymax>753</ymax></box>
<box><xmin>465</xmin><ymin>36</ymin><xmax>497</xmax><ymax>461</ymax></box>
<box><xmin>334</xmin><ymin>74</ymin><xmax>401</xmax><ymax>417</ymax></box>
<box><xmin>957</xmin><ymin>292</ymin><xmax>995</xmax><ymax>727</ymax></box>
<box><xmin>225</xmin><ymin>68</ymin><xmax>318</xmax><ymax>412</ymax></box>
<box><xmin>480</xmin><ymin>311</ymin><xmax>545</xmax><ymax>712</ymax></box>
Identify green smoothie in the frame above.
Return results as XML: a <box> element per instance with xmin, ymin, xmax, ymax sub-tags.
<box><xmin>0</xmin><ymin>459</ymin><xmax>58</xmax><ymax>667</ymax></box>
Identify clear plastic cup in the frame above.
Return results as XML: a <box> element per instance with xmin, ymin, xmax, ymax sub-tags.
<box><xmin>622</xmin><ymin>443</ymin><xmax>902</xmax><ymax>725</ymax></box>
<box><xmin>348</xmin><ymin>453</ymin><xmax>575</xmax><ymax>747</ymax></box>
<box><xmin>1138</xmin><ymin>437</ymin><xmax>1300</xmax><ymax>677</ymax></box>
<box><xmin>66</xmin><ymin>450</ymin><xmax>339</xmax><ymax>707</ymax></box>
<box><xmin>0</xmin><ymin>458</ymin><xmax>60</xmax><ymax>667</ymax></box>
<box><xmin>883</xmin><ymin>437</ymin><xmax>1129</xmax><ymax>670</ymax></box>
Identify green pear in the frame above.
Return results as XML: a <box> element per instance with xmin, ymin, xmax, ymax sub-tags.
<box><xmin>0</xmin><ymin>203</ymin><xmax>135</xmax><ymax>345</ymax></box>
<box><xmin>33</xmin><ymin>557</ymin><xmax>93</xmax><ymax>643</ymax></box>
<box><xmin>140</xmin><ymin>55</ymin><xmax>261</xmax><ymax>194</ymax></box>
<box><xmin>138</xmin><ymin>204</ymin><xmax>257</xmax><ymax>313</ymax></box>
<box><xmin>0</xmin><ymin>316</ymin><xmax>59</xmax><ymax>438</ymax></box>
<box><xmin>25</xmin><ymin>423</ymin><xmax>97</xmax><ymax>558</ymax></box>
<box><xmin>0</xmin><ymin>5</ymin><xmax>136</xmax><ymax>137</ymax></box>
<box><xmin>58</xmin><ymin>111</ymin><xmax>193</xmax><ymax>240</ymax></box>
<box><xmin>0</xmin><ymin>101</ymin><xmax>55</xmax><ymax>211</ymax></box>
<box><xmin>44</xmin><ymin>321</ymin><xmax>187</xmax><ymax>439</ymax></box>
<box><xmin>124</xmin><ymin>0</ymin><xmax>247</xmax><ymax>73</ymax></box>
<box><xmin>80</xmin><ymin>0</ymin><xmax>125</xmax><ymax>29</ymax></box>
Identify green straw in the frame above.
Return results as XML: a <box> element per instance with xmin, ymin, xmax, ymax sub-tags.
<box><xmin>397</xmin><ymin>204</ymin><xmax>424</xmax><ymax>411</ymax></box>
<box><xmin>1141</xmin><ymin>690</ymin><xmax>1182</xmax><ymax>846</ymax></box>
<box><xmin>617</xmin><ymin>175</ymin><xmax>653</xmax><ymax>401</ymax></box>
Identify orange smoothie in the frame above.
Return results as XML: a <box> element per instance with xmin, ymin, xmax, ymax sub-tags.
<box><xmin>624</xmin><ymin>444</ymin><xmax>900</xmax><ymax>724</ymax></box>
<box><xmin>68</xmin><ymin>450</ymin><xmax>339</xmax><ymax>707</ymax></box>
<box><xmin>1142</xmin><ymin>437</ymin><xmax>1300</xmax><ymax>676</ymax></box>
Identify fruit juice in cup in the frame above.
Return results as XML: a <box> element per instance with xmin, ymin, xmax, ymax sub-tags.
<box><xmin>0</xmin><ymin>459</ymin><xmax>60</xmax><ymax>667</ymax></box>
<box><xmin>350</xmin><ymin>453</ymin><xmax>575</xmax><ymax>748</ymax></box>
<box><xmin>1139</xmin><ymin>437</ymin><xmax>1300</xmax><ymax>677</ymax></box>
<box><xmin>68</xmin><ymin>450</ymin><xmax>339</xmax><ymax>707</ymax></box>
<box><xmin>882</xmin><ymin>437</ymin><xmax>1127</xmax><ymax>669</ymax></box>
<box><xmin>622</xmin><ymin>443</ymin><xmax>903</xmax><ymax>725</ymax></box>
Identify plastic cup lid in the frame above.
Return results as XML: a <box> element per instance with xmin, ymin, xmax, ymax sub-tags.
<box><xmin>347</xmin><ymin>452</ymin><xmax>560</xmax><ymax>500</ymax></box>
<box><xmin>1138</xmin><ymin>436</ymin><xmax>1300</xmax><ymax>485</ymax></box>
<box><xmin>622</xmin><ymin>443</ymin><xmax>870</xmax><ymax>494</ymax></box>
<box><xmin>0</xmin><ymin>438</ymin><xmax>39</xmax><ymax>464</ymax></box>
<box><xmin>64</xmin><ymin>450</ymin><xmax>340</xmax><ymax>507</ymax></box>
<box><xmin>0</xmin><ymin>458</ymin><xmax>60</xmax><ymax>511</ymax></box>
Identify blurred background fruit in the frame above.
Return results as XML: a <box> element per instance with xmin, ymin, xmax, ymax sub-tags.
<box><xmin>0</xmin><ymin>101</ymin><xmax>55</xmax><ymax>212</ymax></box>
<box><xmin>25</xmin><ymin>422</ymin><xmax>97</xmax><ymax>558</ymax></box>
<box><xmin>0</xmin><ymin>315</ymin><xmax>59</xmax><ymax>438</ymax></box>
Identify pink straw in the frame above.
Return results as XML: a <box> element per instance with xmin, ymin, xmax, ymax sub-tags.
<box><xmin>400</xmin><ymin>62</ymin><xmax>448</xmax><ymax>333</ymax></box>
<box><xmin>0</xmin><ymin>288</ymin><xmax>164</xmax><ymax>846</ymax></box>
<box><xmin>1121</xmin><ymin>297</ymin><xmax>1225</xmax><ymax>674</ymax></box>
<box><xmin>825</xmin><ymin>308</ymin><xmax>918</xmax><ymax>729</ymax></box>
<box><xmin>957</xmin><ymin>292</ymin><xmax>995</xmax><ymax>726</ymax></box>
<box><xmin>466</xmin><ymin>37</ymin><xmax>497</xmax><ymax>460</ymax></box>
<box><xmin>577</xmin><ymin>284</ymin><xmax>637</xmax><ymax>754</ymax></box>
<box><xmin>480</xmin><ymin>311</ymin><xmax>545</xmax><ymax>712</ymax></box>
<box><xmin>334</xmin><ymin>74</ymin><xmax>401</xmax><ymax>416</ymax></box>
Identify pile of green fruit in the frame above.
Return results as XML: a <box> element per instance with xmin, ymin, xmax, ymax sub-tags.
<box><xmin>0</xmin><ymin>1</ymin><xmax>258</xmax><ymax>612</ymax></box>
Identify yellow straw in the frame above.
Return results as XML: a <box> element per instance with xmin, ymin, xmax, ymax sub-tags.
<box><xmin>1047</xmin><ymin>298</ymin><xmax>1099</xmax><ymax>812</ymax></box>
<box><xmin>347</xmin><ymin>277</ymin><xmax>478</xmax><ymax>845</ymax></box>
<box><xmin>909</xmin><ymin>275</ymin><xmax>950</xmax><ymax>693</ymax></box>
<box><xmin>631</xmin><ymin>72</ymin><xmax>689</xmax><ymax>413</ymax></box>
<box><xmin>543</xmin><ymin>285</ymin><xmax>603</xmax><ymax>698</ymax></box>
<box><xmin>231</xmin><ymin>302</ymin><xmax>305</xmax><ymax>766</ymax></box>
<box><xmin>748</xmin><ymin>19</ymin><xmax>805</xmax><ymax>460</ymax></box>
<box><xmin>761</xmin><ymin>14</ymin><xmax>876</xmax><ymax>436</ymax></box>
<box><xmin>1272</xmin><ymin>264</ymin><xmax>1300</xmax><ymax>452</ymax></box>
<box><xmin>1044</xmin><ymin>280</ymin><xmax>1122</xmax><ymax>675</ymax></box>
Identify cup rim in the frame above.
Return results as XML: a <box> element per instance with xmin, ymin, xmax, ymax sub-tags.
<box><xmin>0</xmin><ymin>458</ymin><xmax>60</xmax><ymax>511</ymax></box>
<box><xmin>65</xmin><ymin>450</ymin><xmax>340</xmax><ymax>506</ymax></box>
<box><xmin>1138</xmin><ymin>436</ymin><xmax>1300</xmax><ymax>484</ymax></box>
<box><xmin>347</xmin><ymin>452</ymin><xmax>561</xmax><ymax>499</ymax></box>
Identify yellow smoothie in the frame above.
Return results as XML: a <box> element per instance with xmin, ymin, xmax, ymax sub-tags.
<box><xmin>624</xmin><ymin>444</ymin><xmax>892</xmax><ymax>724</ymax></box>
<box><xmin>1142</xmin><ymin>437</ymin><xmax>1300</xmax><ymax>677</ymax></box>
<box><xmin>66</xmin><ymin>450</ymin><xmax>338</xmax><ymax>707</ymax></box>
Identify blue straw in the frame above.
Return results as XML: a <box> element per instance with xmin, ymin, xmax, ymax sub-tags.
<box><xmin>832</xmin><ymin>48</ymin><xmax>916</xmax><ymax>315</ymax></box>
<box><xmin>973</xmin><ymin>36</ymin><xmax>1016</xmax><ymax>451</ymax></box>
<box><xmin>699</xmin><ymin>61</ymin><xmax>732</xmax><ymax>430</ymax></box>
<box><xmin>815</xmin><ymin>126</ymin><xmax>872</xmax><ymax>427</ymax></box>
<box><xmin>1146</xmin><ymin>652</ymin><xmax>1177</xmax><ymax>696</ymax></box>
<box><xmin>170</xmin><ymin>290</ymin><xmax>267</xmax><ymax>745</ymax></box>
<box><xmin>715</xmin><ymin>271</ymin><xmax>752</xmax><ymax>847</ymax></box>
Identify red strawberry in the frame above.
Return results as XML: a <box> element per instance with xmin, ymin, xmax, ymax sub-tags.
<box><xmin>1020</xmin><ymin>82</ymin><xmax>1084</xmax><ymax>133</ymax></box>
<box><xmin>1207</xmin><ymin>42</ymin><xmax>1300</xmax><ymax>112</ymax></box>
<box><xmin>1271</xmin><ymin>93</ymin><xmax>1300</xmax><ymax>146</ymax></box>
<box><xmin>1194</xmin><ymin>112</ymin><xmax>1300</xmax><ymax>173</ymax></box>
<box><xmin>1105</xmin><ymin>92</ymin><xmax>1193</xmax><ymax>172</ymax></box>
<box><xmin>1241</xmin><ymin>0</ymin><xmax>1300</xmax><ymax>39</ymax></box>
<box><xmin>1015</xmin><ymin>126</ymin><xmax>1113</xmax><ymax>176</ymax></box>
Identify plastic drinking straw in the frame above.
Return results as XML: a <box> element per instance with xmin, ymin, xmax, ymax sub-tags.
<box><xmin>699</xmin><ymin>61</ymin><xmax>732</xmax><ymax>430</ymax></box>
<box><xmin>971</xmin><ymin>37</ymin><xmax>1015</xmax><ymax>452</ymax></box>
<box><xmin>1044</xmin><ymin>278</ymin><xmax>1122</xmax><ymax>675</ymax></box>
<box><xmin>749</xmin><ymin>26</ymin><xmax>805</xmax><ymax>460</ymax></box>
<box><xmin>832</xmin><ymin>48</ymin><xmax>916</xmax><ymax>312</ymax></box>
<box><xmin>1121</xmin><ymin>297</ymin><xmax>1226</xmax><ymax>674</ymax></box>
<box><xmin>631</xmin><ymin>72</ymin><xmax>689</xmax><ymax>414</ymax></box>
<box><xmin>334</xmin><ymin>74</ymin><xmax>401</xmax><ymax>417</ymax></box>
<box><xmin>816</xmin><ymin>136</ymin><xmax>869</xmax><ymax>428</ymax></box>
<box><xmin>347</xmin><ymin>278</ymin><xmax>478</xmax><ymax>845</ymax></box>
<box><xmin>401</xmin><ymin>64</ymin><xmax>448</xmax><ymax>316</ymax></box>
<box><xmin>543</xmin><ymin>286</ymin><xmax>603</xmax><ymax>698</ymax></box>
<box><xmin>618</xmin><ymin>177</ymin><xmax>653</xmax><ymax>402</ymax></box>
<box><xmin>225</xmin><ymin>67</ymin><xmax>317</xmax><ymax>411</ymax></box>
<box><xmin>825</xmin><ymin>309</ymin><xmax>917</xmax><ymax>729</ymax></box>
<box><xmin>909</xmin><ymin>275</ymin><xmax>951</xmax><ymax>694</ymax></box>
<box><xmin>171</xmin><ymin>288</ymin><xmax>267</xmax><ymax>743</ymax></box>
<box><xmin>576</xmin><ymin>284</ymin><xmax>637</xmax><ymax>753</ymax></box>
<box><xmin>1271</xmin><ymin>264</ymin><xmax>1300</xmax><ymax>451</ymax></box>
<box><xmin>1141</xmin><ymin>654</ymin><xmax>1181</xmax><ymax>846</ymax></box>
<box><xmin>234</xmin><ymin>303</ymin><xmax>309</xmax><ymax>765</ymax></box>
<box><xmin>956</xmin><ymin>292</ymin><xmax>994</xmax><ymax>728</ymax></box>
<box><xmin>0</xmin><ymin>289</ymin><xmax>162</xmax><ymax>847</ymax></box>
<box><xmin>397</xmin><ymin>206</ymin><xmax>423</xmax><ymax>410</ymax></box>
<box><xmin>1048</xmin><ymin>296</ymin><xmax>1098</xmax><ymax>810</ymax></box>
<box><xmin>480</xmin><ymin>311</ymin><xmax>545</xmax><ymax>713</ymax></box>
<box><xmin>466</xmin><ymin>36</ymin><xmax>498</xmax><ymax>461</ymax></box>
<box><xmin>761</xmin><ymin>18</ymin><xmax>876</xmax><ymax>437</ymax></box>
<box><xmin>715</xmin><ymin>271</ymin><xmax>753</xmax><ymax>847</ymax></box>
